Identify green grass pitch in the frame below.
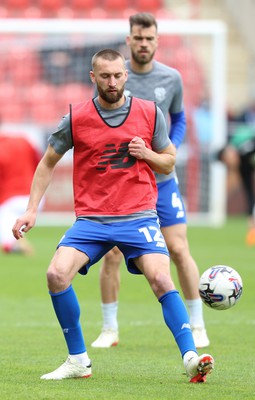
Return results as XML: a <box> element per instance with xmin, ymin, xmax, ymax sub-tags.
<box><xmin>0</xmin><ymin>216</ymin><xmax>254</xmax><ymax>399</ymax></box>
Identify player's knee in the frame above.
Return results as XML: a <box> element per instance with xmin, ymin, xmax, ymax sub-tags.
<box><xmin>46</xmin><ymin>267</ymin><xmax>69</xmax><ymax>292</ymax></box>
<box><xmin>150</xmin><ymin>271</ymin><xmax>174</xmax><ymax>297</ymax></box>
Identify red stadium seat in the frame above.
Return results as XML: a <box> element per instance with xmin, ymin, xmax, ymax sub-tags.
<box><xmin>28</xmin><ymin>83</ymin><xmax>59</xmax><ymax>124</ymax></box>
<box><xmin>0</xmin><ymin>83</ymin><xmax>26</xmax><ymax>122</ymax></box>
<box><xmin>155</xmin><ymin>8</ymin><xmax>176</xmax><ymax>19</ymax></box>
<box><xmin>30</xmin><ymin>103</ymin><xmax>59</xmax><ymax>124</ymax></box>
<box><xmin>57</xmin><ymin>82</ymin><xmax>93</xmax><ymax>112</ymax></box>
<box><xmin>38</xmin><ymin>0</ymin><xmax>64</xmax><ymax>15</ymax></box>
<box><xmin>1</xmin><ymin>102</ymin><xmax>25</xmax><ymax>122</ymax></box>
<box><xmin>135</xmin><ymin>0</ymin><xmax>163</xmax><ymax>12</ymax></box>
<box><xmin>88</xmin><ymin>7</ymin><xmax>107</xmax><ymax>18</ymax></box>
<box><xmin>101</xmin><ymin>0</ymin><xmax>130</xmax><ymax>12</ymax></box>
<box><xmin>69</xmin><ymin>0</ymin><xmax>97</xmax><ymax>11</ymax></box>
<box><xmin>6</xmin><ymin>50</ymin><xmax>41</xmax><ymax>86</ymax></box>
<box><xmin>23</xmin><ymin>6</ymin><xmax>42</xmax><ymax>18</ymax></box>
<box><xmin>28</xmin><ymin>82</ymin><xmax>56</xmax><ymax>104</ymax></box>
<box><xmin>121</xmin><ymin>7</ymin><xmax>139</xmax><ymax>19</ymax></box>
<box><xmin>0</xmin><ymin>6</ymin><xmax>8</xmax><ymax>17</ymax></box>
<box><xmin>0</xmin><ymin>54</ymin><xmax>7</xmax><ymax>83</ymax></box>
<box><xmin>57</xmin><ymin>6</ymin><xmax>75</xmax><ymax>18</ymax></box>
<box><xmin>159</xmin><ymin>34</ymin><xmax>182</xmax><ymax>50</ymax></box>
<box><xmin>5</xmin><ymin>0</ymin><xmax>31</xmax><ymax>9</ymax></box>
<box><xmin>0</xmin><ymin>83</ymin><xmax>15</xmax><ymax>105</ymax></box>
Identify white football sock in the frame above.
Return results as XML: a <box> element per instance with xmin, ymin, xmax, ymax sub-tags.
<box><xmin>186</xmin><ymin>298</ymin><xmax>205</xmax><ymax>328</ymax></box>
<box><xmin>102</xmin><ymin>302</ymin><xmax>118</xmax><ymax>331</ymax></box>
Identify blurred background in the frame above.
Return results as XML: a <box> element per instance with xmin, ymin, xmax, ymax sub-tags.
<box><xmin>0</xmin><ymin>0</ymin><xmax>254</xmax><ymax>230</ymax></box>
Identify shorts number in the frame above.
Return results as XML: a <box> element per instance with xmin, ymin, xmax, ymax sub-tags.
<box><xmin>172</xmin><ymin>192</ymin><xmax>183</xmax><ymax>211</ymax></box>
<box><xmin>172</xmin><ymin>192</ymin><xmax>185</xmax><ymax>218</ymax></box>
<box><xmin>138</xmin><ymin>226</ymin><xmax>165</xmax><ymax>243</ymax></box>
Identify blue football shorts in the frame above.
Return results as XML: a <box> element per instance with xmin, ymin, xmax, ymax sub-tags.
<box><xmin>57</xmin><ymin>217</ymin><xmax>169</xmax><ymax>275</ymax></box>
<box><xmin>156</xmin><ymin>177</ymin><xmax>187</xmax><ymax>227</ymax></box>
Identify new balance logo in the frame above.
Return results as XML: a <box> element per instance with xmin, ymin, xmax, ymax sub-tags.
<box><xmin>96</xmin><ymin>142</ymin><xmax>136</xmax><ymax>171</ymax></box>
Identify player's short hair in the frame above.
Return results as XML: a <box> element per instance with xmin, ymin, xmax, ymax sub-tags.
<box><xmin>92</xmin><ymin>49</ymin><xmax>126</xmax><ymax>70</ymax></box>
<box><xmin>129</xmin><ymin>12</ymin><xmax>158</xmax><ymax>32</ymax></box>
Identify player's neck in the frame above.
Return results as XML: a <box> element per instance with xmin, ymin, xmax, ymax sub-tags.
<box><xmin>97</xmin><ymin>95</ymin><xmax>126</xmax><ymax>110</ymax></box>
<box><xmin>130</xmin><ymin>58</ymin><xmax>153</xmax><ymax>74</ymax></box>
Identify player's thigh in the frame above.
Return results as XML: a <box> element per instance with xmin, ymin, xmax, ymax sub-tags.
<box><xmin>134</xmin><ymin>252</ymin><xmax>169</xmax><ymax>276</ymax></box>
<box><xmin>161</xmin><ymin>223</ymin><xmax>188</xmax><ymax>253</ymax></box>
<box><xmin>134</xmin><ymin>253</ymin><xmax>174</xmax><ymax>295</ymax></box>
<box><xmin>48</xmin><ymin>245</ymin><xmax>89</xmax><ymax>280</ymax></box>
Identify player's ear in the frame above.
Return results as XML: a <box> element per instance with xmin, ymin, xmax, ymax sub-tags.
<box><xmin>126</xmin><ymin>35</ymin><xmax>130</xmax><ymax>46</ymax></box>
<box><xmin>90</xmin><ymin>71</ymin><xmax>95</xmax><ymax>83</ymax></box>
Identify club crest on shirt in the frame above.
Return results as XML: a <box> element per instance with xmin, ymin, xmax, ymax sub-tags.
<box><xmin>154</xmin><ymin>87</ymin><xmax>166</xmax><ymax>103</ymax></box>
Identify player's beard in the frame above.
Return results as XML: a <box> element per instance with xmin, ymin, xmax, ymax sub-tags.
<box><xmin>97</xmin><ymin>84</ymin><xmax>125</xmax><ymax>104</ymax></box>
<box><xmin>131</xmin><ymin>49</ymin><xmax>155</xmax><ymax>65</ymax></box>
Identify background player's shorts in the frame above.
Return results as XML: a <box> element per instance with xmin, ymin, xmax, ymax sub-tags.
<box><xmin>57</xmin><ymin>217</ymin><xmax>169</xmax><ymax>275</ymax></box>
<box><xmin>156</xmin><ymin>177</ymin><xmax>187</xmax><ymax>227</ymax></box>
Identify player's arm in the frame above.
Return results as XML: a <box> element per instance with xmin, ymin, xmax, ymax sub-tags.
<box><xmin>12</xmin><ymin>145</ymin><xmax>64</xmax><ymax>239</ymax></box>
<box><xmin>170</xmin><ymin>110</ymin><xmax>186</xmax><ymax>148</ymax></box>
<box><xmin>129</xmin><ymin>137</ymin><xmax>176</xmax><ymax>175</ymax></box>
<box><xmin>128</xmin><ymin>107</ymin><xmax>176</xmax><ymax>174</ymax></box>
<box><xmin>169</xmin><ymin>70</ymin><xmax>186</xmax><ymax>148</ymax></box>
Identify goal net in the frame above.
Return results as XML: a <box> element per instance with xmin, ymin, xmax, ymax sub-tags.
<box><xmin>0</xmin><ymin>17</ymin><xmax>227</xmax><ymax>226</ymax></box>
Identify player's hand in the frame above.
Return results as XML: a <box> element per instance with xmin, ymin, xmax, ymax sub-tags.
<box><xmin>128</xmin><ymin>136</ymin><xmax>147</xmax><ymax>159</ymax></box>
<box><xmin>12</xmin><ymin>211</ymin><xmax>36</xmax><ymax>240</ymax></box>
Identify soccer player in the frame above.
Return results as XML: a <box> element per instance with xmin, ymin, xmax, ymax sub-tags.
<box><xmin>91</xmin><ymin>13</ymin><xmax>209</xmax><ymax>350</ymax></box>
<box><xmin>218</xmin><ymin>123</ymin><xmax>255</xmax><ymax>245</ymax></box>
<box><xmin>12</xmin><ymin>49</ymin><xmax>214</xmax><ymax>382</ymax></box>
<box><xmin>0</xmin><ymin>133</ymin><xmax>40</xmax><ymax>255</ymax></box>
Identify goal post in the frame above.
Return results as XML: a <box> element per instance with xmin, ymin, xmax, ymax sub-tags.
<box><xmin>0</xmin><ymin>17</ymin><xmax>227</xmax><ymax>226</ymax></box>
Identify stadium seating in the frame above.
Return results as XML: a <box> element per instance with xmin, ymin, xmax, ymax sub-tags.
<box><xmin>69</xmin><ymin>0</ymin><xmax>98</xmax><ymax>12</ymax></box>
<box><xmin>0</xmin><ymin>0</ymin><xmax>204</xmax><ymax>130</ymax></box>
<box><xmin>38</xmin><ymin>0</ymin><xmax>65</xmax><ymax>16</ymax></box>
<box><xmin>56</xmin><ymin>6</ymin><xmax>75</xmax><ymax>18</ymax></box>
<box><xmin>6</xmin><ymin>50</ymin><xmax>41</xmax><ymax>86</ymax></box>
<box><xmin>0</xmin><ymin>6</ymin><xmax>8</xmax><ymax>18</ymax></box>
<box><xmin>57</xmin><ymin>82</ymin><xmax>93</xmax><ymax>112</ymax></box>
<box><xmin>28</xmin><ymin>82</ymin><xmax>59</xmax><ymax>123</ymax></box>
<box><xmin>135</xmin><ymin>0</ymin><xmax>163</xmax><ymax>12</ymax></box>
<box><xmin>101</xmin><ymin>0</ymin><xmax>130</xmax><ymax>12</ymax></box>
<box><xmin>23</xmin><ymin>6</ymin><xmax>42</xmax><ymax>18</ymax></box>
<box><xmin>0</xmin><ymin>83</ymin><xmax>25</xmax><ymax>122</ymax></box>
<box><xmin>5</xmin><ymin>0</ymin><xmax>31</xmax><ymax>10</ymax></box>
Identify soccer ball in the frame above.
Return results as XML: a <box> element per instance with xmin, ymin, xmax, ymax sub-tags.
<box><xmin>199</xmin><ymin>265</ymin><xmax>243</xmax><ymax>310</ymax></box>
